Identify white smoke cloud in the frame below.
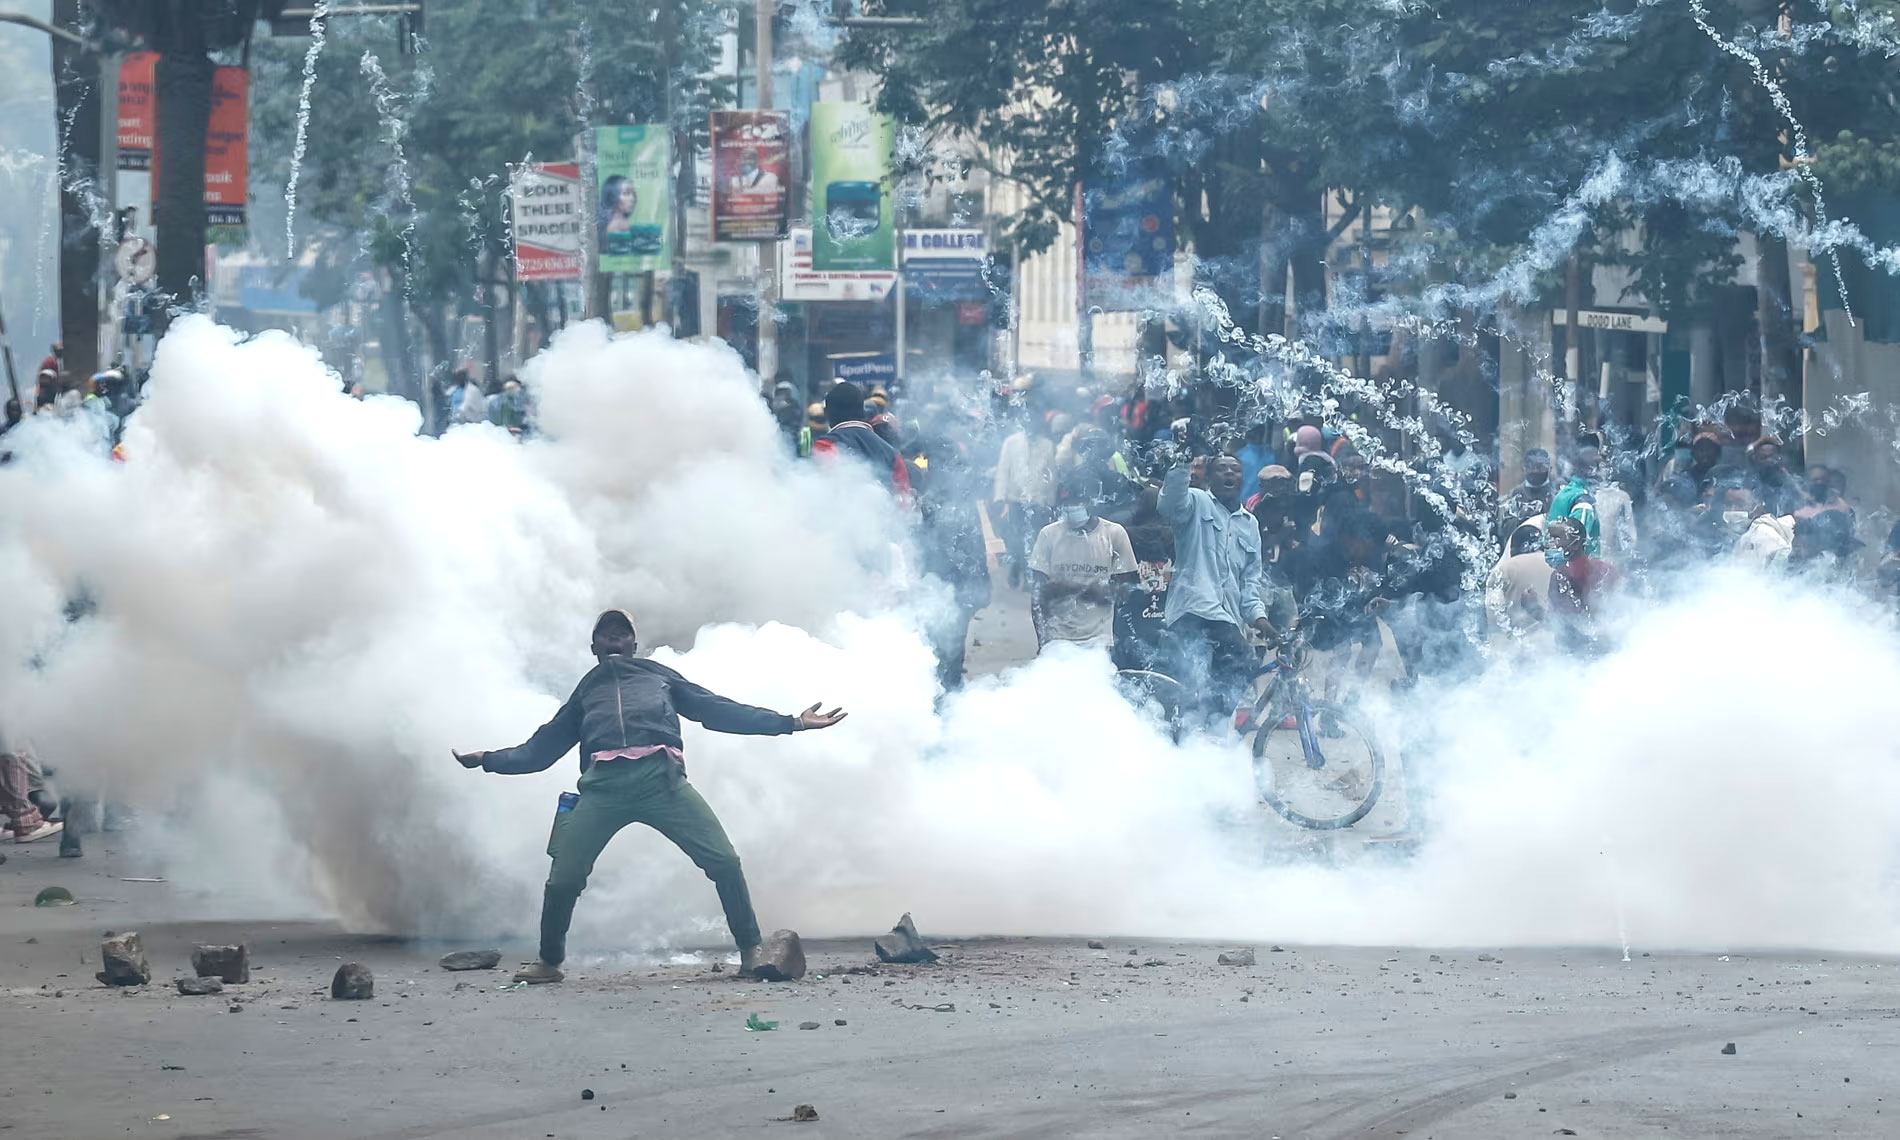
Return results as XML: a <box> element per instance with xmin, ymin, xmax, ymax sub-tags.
<box><xmin>3</xmin><ymin>317</ymin><xmax>1897</xmax><ymax>957</ymax></box>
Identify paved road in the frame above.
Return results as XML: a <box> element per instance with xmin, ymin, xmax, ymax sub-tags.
<box><xmin>2</xmin><ymin>839</ymin><xmax>1892</xmax><ymax>1139</ymax></box>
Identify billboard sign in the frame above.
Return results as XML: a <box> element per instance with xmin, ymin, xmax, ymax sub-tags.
<box><xmin>117</xmin><ymin>52</ymin><xmax>157</xmax><ymax>171</ymax></box>
<box><xmin>1081</xmin><ymin>158</ymin><xmax>1174</xmax><ymax>298</ymax></box>
<box><xmin>711</xmin><ymin>110</ymin><xmax>790</xmax><ymax>243</ymax></box>
<box><xmin>510</xmin><ymin>161</ymin><xmax>585</xmax><ymax>281</ymax></box>
<box><xmin>778</xmin><ymin>227</ymin><xmax>896</xmax><ymax>302</ymax></box>
<box><xmin>595</xmin><ymin>125</ymin><xmax>672</xmax><ymax>273</ymax></box>
<box><xmin>901</xmin><ymin>228</ymin><xmax>988</xmax><ymax>301</ymax></box>
<box><xmin>808</xmin><ymin>102</ymin><xmax>894</xmax><ymax>271</ymax></box>
<box><xmin>204</xmin><ymin>67</ymin><xmax>249</xmax><ymax>226</ymax></box>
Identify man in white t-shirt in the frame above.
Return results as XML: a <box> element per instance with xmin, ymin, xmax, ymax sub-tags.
<box><xmin>1029</xmin><ymin>477</ymin><xmax>1140</xmax><ymax>651</ymax></box>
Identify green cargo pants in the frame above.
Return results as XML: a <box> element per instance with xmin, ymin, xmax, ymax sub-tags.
<box><xmin>538</xmin><ymin>755</ymin><xmax>760</xmax><ymax>965</ymax></box>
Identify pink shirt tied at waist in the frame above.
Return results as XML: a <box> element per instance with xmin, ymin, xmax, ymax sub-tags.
<box><xmin>588</xmin><ymin>744</ymin><xmax>686</xmax><ymax>783</ymax></box>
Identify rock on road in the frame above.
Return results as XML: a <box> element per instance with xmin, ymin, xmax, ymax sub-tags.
<box><xmin>2</xmin><ymin>844</ymin><xmax>1895</xmax><ymax>1138</ymax></box>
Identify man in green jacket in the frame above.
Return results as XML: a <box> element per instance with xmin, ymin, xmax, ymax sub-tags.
<box><xmin>455</xmin><ymin>611</ymin><xmax>846</xmax><ymax>983</ymax></box>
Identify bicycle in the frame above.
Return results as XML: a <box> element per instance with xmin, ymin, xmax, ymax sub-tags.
<box><xmin>1113</xmin><ymin>628</ymin><xmax>1386</xmax><ymax>830</ymax></box>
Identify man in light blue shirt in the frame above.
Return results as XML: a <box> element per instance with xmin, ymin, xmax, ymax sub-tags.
<box><xmin>1159</xmin><ymin>452</ymin><xmax>1279</xmax><ymax>726</ymax></box>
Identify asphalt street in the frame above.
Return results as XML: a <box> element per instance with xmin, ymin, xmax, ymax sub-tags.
<box><xmin>2</xmin><ymin>836</ymin><xmax>1893</xmax><ymax>1139</ymax></box>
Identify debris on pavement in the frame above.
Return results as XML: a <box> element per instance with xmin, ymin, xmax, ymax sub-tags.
<box><xmin>791</xmin><ymin>1104</ymin><xmax>819</xmax><ymax>1122</ymax></box>
<box><xmin>331</xmin><ymin>962</ymin><xmax>374</xmax><ymax>1000</ymax></box>
<box><xmin>798</xmin><ymin>1021</ymin><xmax>821</xmax><ymax>1030</ymax></box>
<box><xmin>1721</xmin><ymin>1042</ymin><xmax>1737</xmax><ymax>1055</ymax></box>
<box><xmin>175</xmin><ymin>976</ymin><xmax>224</xmax><ymax>996</ymax></box>
<box><xmin>1086</xmin><ymin>940</ymin><xmax>1106</xmax><ymax>949</ymax></box>
<box><xmin>873</xmin><ymin>912</ymin><xmax>939</xmax><ymax>964</ymax></box>
<box><xmin>120</xmin><ymin>876</ymin><xmax>166</xmax><ymax>883</ymax></box>
<box><xmin>438</xmin><ymin>949</ymin><xmax>502</xmax><ymax>971</ymax></box>
<box><xmin>97</xmin><ymin>931</ymin><xmax>150</xmax><ymax>986</ymax></box>
<box><xmin>749</xmin><ymin>929</ymin><xmax>807</xmax><ymax>981</ymax></box>
<box><xmin>834</xmin><ymin>1019</ymin><xmax>846</xmax><ymax>1026</ymax></box>
<box><xmin>1218</xmin><ymin>949</ymin><xmax>1256</xmax><ymax>967</ymax></box>
<box><xmin>745</xmin><ymin>1013</ymin><xmax>779</xmax><ymax>1031</ymax></box>
<box><xmin>34</xmin><ymin>886</ymin><xmax>76</xmax><ymax>907</ymax></box>
<box><xmin>899</xmin><ymin>1002</ymin><xmax>955</xmax><ymax>1013</ymax></box>
<box><xmin>581</xmin><ymin>1089</ymin><xmax>595</xmax><ymax>1101</ymax></box>
<box><xmin>191</xmin><ymin>944</ymin><xmax>250</xmax><ymax>983</ymax></box>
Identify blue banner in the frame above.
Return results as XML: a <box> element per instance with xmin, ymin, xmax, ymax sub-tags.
<box><xmin>1082</xmin><ymin>160</ymin><xmax>1174</xmax><ymax>290</ymax></box>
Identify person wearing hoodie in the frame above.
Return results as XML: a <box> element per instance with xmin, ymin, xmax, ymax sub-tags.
<box><xmin>454</xmin><ymin>610</ymin><xmax>847</xmax><ymax>984</ymax></box>
<box><xmin>812</xmin><ymin>381</ymin><xmax>912</xmax><ymax>498</ymax></box>
<box><xmin>1546</xmin><ymin>442</ymin><xmax>1603</xmax><ymax>554</ymax></box>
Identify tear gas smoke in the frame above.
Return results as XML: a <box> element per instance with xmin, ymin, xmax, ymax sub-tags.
<box><xmin>3</xmin><ymin>319</ymin><xmax>1898</xmax><ymax>956</ymax></box>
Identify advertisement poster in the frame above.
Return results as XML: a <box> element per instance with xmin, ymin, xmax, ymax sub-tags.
<box><xmin>1081</xmin><ymin>158</ymin><xmax>1174</xmax><ymax>300</ymax></box>
<box><xmin>594</xmin><ymin>125</ymin><xmax>672</xmax><ymax>273</ymax></box>
<box><xmin>204</xmin><ymin>67</ymin><xmax>249</xmax><ymax>226</ymax></box>
<box><xmin>147</xmin><ymin>64</ymin><xmax>250</xmax><ymax>225</ymax></box>
<box><xmin>710</xmin><ymin>110</ymin><xmax>790</xmax><ymax>243</ymax></box>
<box><xmin>117</xmin><ymin>52</ymin><xmax>156</xmax><ymax>171</ymax></box>
<box><xmin>509</xmin><ymin>161</ymin><xmax>585</xmax><ymax>281</ymax></box>
<box><xmin>808</xmin><ymin>102</ymin><xmax>894</xmax><ymax>271</ymax></box>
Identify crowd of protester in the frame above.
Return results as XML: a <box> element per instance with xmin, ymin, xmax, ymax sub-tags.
<box><xmin>787</xmin><ymin>369</ymin><xmax>1897</xmax><ymax>724</ymax></box>
<box><xmin>4</xmin><ymin>342</ymin><xmax>1893</xmax><ymax>842</ymax></box>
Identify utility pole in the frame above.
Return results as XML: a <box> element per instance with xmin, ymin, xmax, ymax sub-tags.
<box><xmin>751</xmin><ymin>0</ymin><xmax>777</xmax><ymax>378</ymax></box>
<box><xmin>1563</xmin><ymin>250</ymin><xmax>1583</xmax><ymax>436</ymax></box>
<box><xmin>49</xmin><ymin>0</ymin><xmax>107</xmax><ymax>380</ymax></box>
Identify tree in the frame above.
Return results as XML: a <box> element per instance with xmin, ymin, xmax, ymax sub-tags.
<box><xmin>846</xmin><ymin>0</ymin><xmax>1900</xmax><ymax>405</ymax></box>
<box><xmin>247</xmin><ymin>0</ymin><xmax>731</xmax><ymax>402</ymax></box>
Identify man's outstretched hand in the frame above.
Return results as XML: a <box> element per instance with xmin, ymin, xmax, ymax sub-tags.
<box><xmin>452</xmin><ymin>749</ymin><xmax>486</xmax><ymax>769</ymax></box>
<box><xmin>795</xmin><ymin>703</ymin><xmax>848</xmax><ymax>731</ymax></box>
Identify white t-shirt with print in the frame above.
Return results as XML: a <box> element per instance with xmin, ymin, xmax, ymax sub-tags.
<box><xmin>1029</xmin><ymin>519</ymin><xmax>1137</xmax><ymax>645</ymax></box>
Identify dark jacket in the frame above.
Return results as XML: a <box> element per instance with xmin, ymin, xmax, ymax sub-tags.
<box><xmin>481</xmin><ymin>655</ymin><xmax>795</xmax><ymax>776</ymax></box>
<box><xmin>813</xmin><ymin>421</ymin><xmax>912</xmax><ymax>496</ymax></box>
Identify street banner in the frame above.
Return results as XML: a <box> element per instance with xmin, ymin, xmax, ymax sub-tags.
<box><xmin>117</xmin><ymin>52</ymin><xmax>157</xmax><ymax>171</ymax></box>
<box><xmin>900</xmin><ymin>228</ymin><xmax>989</xmax><ymax>301</ymax></box>
<box><xmin>204</xmin><ymin>67</ymin><xmax>249</xmax><ymax>225</ymax></box>
<box><xmin>510</xmin><ymin>161</ymin><xmax>585</xmax><ymax>281</ymax></box>
<box><xmin>594</xmin><ymin>125</ymin><xmax>672</xmax><ymax>273</ymax></box>
<box><xmin>1081</xmin><ymin>158</ymin><xmax>1174</xmax><ymax>301</ymax></box>
<box><xmin>809</xmin><ymin>102</ymin><xmax>894</xmax><ymax>271</ymax></box>
<box><xmin>711</xmin><ymin>110</ymin><xmax>790</xmax><ymax>243</ymax></box>
<box><xmin>146</xmin><ymin>63</ymin><xmax>250</xmax><ymax>225</ymax></box>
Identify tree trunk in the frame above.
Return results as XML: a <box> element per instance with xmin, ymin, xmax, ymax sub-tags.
<box><xmin>378</xmin><ymin>284</ymin><xmax>417</xmax><ymax>408</ymax></box>
<box><xmin>1286</xmin><ymin>189</ymin><xmax>1332</xmax><ymax>333</ymax></box>
<box><xmin>153</xmin><ymin>23</ymin><xmax>215</xmax><ymax>312</ymax></box>
<box><xmin>1754</xmin><ymin>233</ymin><xmax>1801</xmax><ymax>411</ymax></box>
<box><xmin>53</xmin><ymin>0</ymin><xmax>104</xmax><ymax>381</ymax></box>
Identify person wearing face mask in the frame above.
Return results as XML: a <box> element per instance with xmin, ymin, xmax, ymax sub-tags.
<box><xmin>1028</xmin><ymin>476</ymin><xmax>1140</xmax><ymax>652</ymax></box>
<box><xmin>453</xmin><ymin>610</ymin><xmax>848</xmax><ymax>984</ymax></box>
<box><xmin>1502</xmin><ymin>448</ymin><xmax>1557</xmax><ymax>526</ymax></box>
<box><xmin>1544</xmin><ymin>517</ymin><xmax>1618</xmax><ymax>657</ymax></box>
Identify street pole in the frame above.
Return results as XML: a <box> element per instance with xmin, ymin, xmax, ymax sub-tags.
<box><xmin>51</xmin><ymin>0</ymin><xmax>106</xmax><ymax>381</ymax></box>
<box><xmin>1563</xmin><ymin>250</ymin><xmax>1583</xmax><ymax>435</ymax></box>
<box><xmin>894</xmin><ymin>230</ymin><xmax>906</xmax><ymax>383</ymax></box>
<box><xmin>0</xmin><ymin>283</ymin><xmax>21</xmax><ymax>404</ymax></box>
<box><xmin>754</xmin><ymin>0</ymin><xmax>778</xmax><ymax>385</ymax></box>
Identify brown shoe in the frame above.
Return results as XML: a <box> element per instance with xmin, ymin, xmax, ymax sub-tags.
<box><xmin>512</xmin><ymin>961</ymin><xmax>564</xmax><ymax>984</ymax></box>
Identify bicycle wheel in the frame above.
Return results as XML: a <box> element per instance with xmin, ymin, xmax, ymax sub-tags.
<box><xmin>1115</xmin><ymin>669</ymin><xmax>1188</xmax><ymax>739</ymax></box>
<box><xmin>1251</xmin><ymin>698</ymin><xmax>1385</xmax><ymax>830</ymax></box>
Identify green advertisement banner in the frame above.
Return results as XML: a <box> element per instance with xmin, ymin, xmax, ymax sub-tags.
<box><xmin>808</xmin><ymin>102</ymin><xmax>894</xmax><ymax>271</ymax></box>
<box><xmin>595</xmin><ymin>125</ymin><xmax>672</xmax><ymax>273</ymax></box>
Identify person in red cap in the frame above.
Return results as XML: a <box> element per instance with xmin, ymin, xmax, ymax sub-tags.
<box><xmin>454</xmin><ymin>610</ymin><xmax>847</xmax><ymax>984</ymax></box>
